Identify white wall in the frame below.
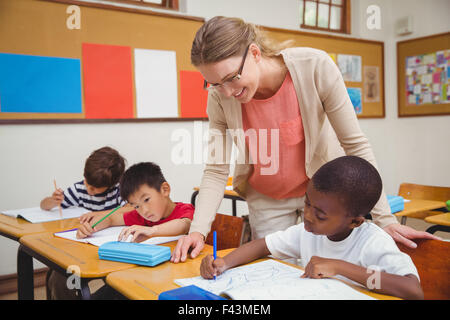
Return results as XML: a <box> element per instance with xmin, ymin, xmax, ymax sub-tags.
<box><xmin>0</xmin><ymin>0</ymin><xmax>449</xmax><ymax>276</ymax></box>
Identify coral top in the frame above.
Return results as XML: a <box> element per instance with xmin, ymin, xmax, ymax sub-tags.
<box><xmin>242</xmin><ymin>72</ymin><xmax>309</xmax><ymax>200</ymax></box>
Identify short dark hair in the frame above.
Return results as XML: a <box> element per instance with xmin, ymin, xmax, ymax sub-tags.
<box><xmin>311</xmin><ymin>156</ymin><xmax>382</xmax><ymax>217</ymax></box>
<box><xmin>84</xmin><ymin>147</ymin><xmax>126</xmax><ymax>188</ymax></box>
<box><xmin>120</xmin><ymin>162</ymin><xmax>167</xmax><ymax>201</ymax></box>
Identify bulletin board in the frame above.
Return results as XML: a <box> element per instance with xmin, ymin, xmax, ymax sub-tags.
<box><xmin>0</xmin><ymin>0</ymin><xmax>385</xmax><ymax>123</ymax></box>
<box><xmin>263</xmin><ymin>26</ymin><xmax>386</xmax><ymax>118</ymax></box>
<box><xmin>0</xmin><ymin>0</ymin><xmax>207</xmax><ymax>123</ymax></box>
<box><xmin>397</xmin><ymin>32</ymin><xmax>450</xmax><ymax>117</ymax></box>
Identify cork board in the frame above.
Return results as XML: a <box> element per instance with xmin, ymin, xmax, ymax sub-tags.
<box><xmin>0</xmin><ymin>0</ymin><xmax>205</xmax><ymax>123</ymax></box>
<box><xmin>263</xmin><ymin>26</ymin><xmax>385</xmax><ymax>118</ymax></box>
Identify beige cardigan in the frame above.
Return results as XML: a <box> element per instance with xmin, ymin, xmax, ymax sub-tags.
<box><xmin>190</xmin><ymin>47</ymin><xmax>397</xmax><ymax>237</ymax></box>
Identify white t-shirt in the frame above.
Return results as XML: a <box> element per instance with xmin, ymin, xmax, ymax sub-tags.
<box><xmin>265</xmin><ymin>221</ymin><xmax>419</xmax><ymax>284</ymax></box>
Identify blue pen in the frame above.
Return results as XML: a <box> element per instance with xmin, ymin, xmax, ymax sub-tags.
<box><xmin>213</xmin><ymin>231</ymin><xmax>217</xmax><ymax>280</ymax></box>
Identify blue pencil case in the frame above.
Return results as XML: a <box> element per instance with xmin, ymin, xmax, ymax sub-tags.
<box><xmin>159</xmin><ymin>285</ymin><xmax>226</xmax><ymax>300</ymax></box>
<box><xmin>98</xmin><ymin>241</ymin><xmax>171</xmax><ymax>267</ymax></box>
<box><xmin>387</xmin><ymin>195</ymin><xmax>405</xmax><ymax>214</ymax></box>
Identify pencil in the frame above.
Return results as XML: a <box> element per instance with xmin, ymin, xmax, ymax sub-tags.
<box><xmin>213</xmin><ymin>231</ymin><xmax>217</xmax><ymax>280</ymax></box>
<box><xmin>91</xmin><ymin>205</ymin><xmax>121</xmax><ymax>229</ymax></box>
<box><xmin>53</xmin><ymin>179</ymin><xmax>63</xmax><ymax>218</ymax></box>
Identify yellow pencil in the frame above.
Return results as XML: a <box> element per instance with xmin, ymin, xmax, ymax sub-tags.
<box><xmin>53</xmin><ymin>179</ymin><xmax>63</xmax><ymax>218</ymax></box>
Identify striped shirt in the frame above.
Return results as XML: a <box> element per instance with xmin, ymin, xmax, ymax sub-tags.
<box><xmin>61</xmin><ymin>180</ymin><xmax>126</xmax><ymax>211</ymax></box>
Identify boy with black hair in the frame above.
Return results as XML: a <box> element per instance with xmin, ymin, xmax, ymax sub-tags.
<box><xmin>77</xmin><ymin>162</ymin><xmax>194</xmax><ymax>242</ymax></box>
<box><xmin>200</xmin><ymin>156</ymin><xmax>424</xmax><ymax>300</ymax></box>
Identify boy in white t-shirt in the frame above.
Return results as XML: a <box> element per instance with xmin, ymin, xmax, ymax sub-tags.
<box><xmin>200</xmin><ymin>156</ymin><xmax>424</xmax><ymax>300</ymax></box>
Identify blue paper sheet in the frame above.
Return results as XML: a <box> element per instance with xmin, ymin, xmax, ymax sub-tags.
<box><xmin>0</xmin><ymin>53</ymin><xmax>82</xmax><ymax>113</ymax></box>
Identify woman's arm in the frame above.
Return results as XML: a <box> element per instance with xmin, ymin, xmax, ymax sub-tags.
<box><xmin>172</xmin><ymin>91</ymin><xmax>232</xmax><ymax>262</ymax></box>
<box><xmin>313</xmin><ymin>54</ymin><xmax>440</xmax><ymax>247</ymax></box>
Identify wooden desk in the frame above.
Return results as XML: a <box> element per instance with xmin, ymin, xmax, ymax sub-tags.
<box><xmin>191</xmin><ymin>188</ymin><xmax>245</xmax><ymax>217</ymax></box>
<box><xmin>424</xmin><ymin>213</ymin><xmax>450</xmax><ymax>234</ymax></box>
<box><xmin>107</xmin><ymin>243</ymin><xmax>214</xmax><ymax>300</ymax></box>
<box><xmin>17</xmin><ymin>231</ymin><xmax>148</xmax><ymax>300</ymax></box>
<box><xmin>0</xmin><ymin>214</ymin><xmax>80</xmax><ymax>241</ymax></box>
<box><xmin>394</xmin><ymin>199</ymin><xmax>446</xmax><ymax>225</ymax></box>
<box><xmin>106</xmin><ymin>247</ymin><xmax>398</xmax><ymax>300</ymax></box>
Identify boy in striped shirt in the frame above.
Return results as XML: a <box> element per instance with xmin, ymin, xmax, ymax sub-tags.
<box><xmin>41</xmin><ymin>146</ymin><xmax>130</xmax><ymax>300</ymax></box>
<box><xmin>40</xmin><ymin>146</ymin><xmax>129</xmax><ymax>214</ymax></box>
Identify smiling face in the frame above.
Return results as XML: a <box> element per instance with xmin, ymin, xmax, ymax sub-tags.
<box><xmin>197</xmin><ymin>44</ymin><xmax>261</xmax><ymax>104</ymax></box>
<box><xmin>303</xmin><ymin>182</ymin><xmax>365</xmax><ymax>242</ymax></box>
<box><xmin>127</xmin><ymin>183</ymin><xmax>172</xmax><ymax>222</ymax></box>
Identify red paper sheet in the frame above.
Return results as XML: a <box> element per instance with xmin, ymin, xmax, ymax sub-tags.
<box><xmin>180</xmin><ymin>70</ymin><xmax>208</xmax><ymax>118</ymax></box>
<box><xmin>82</xmin><ymin>43</ymin><xmax>134</xmax><ymax>119</ymax></box>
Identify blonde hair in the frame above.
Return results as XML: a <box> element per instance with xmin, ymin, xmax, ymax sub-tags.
<box><xmin>191</xmin><ymin>16</ymin><xmax>293</xmax><ymax>66</ymax></box>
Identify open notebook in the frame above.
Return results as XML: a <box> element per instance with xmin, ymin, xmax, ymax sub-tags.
<box><xmin>1</xmin><ymin>206</ymin><xmax>89</xmax><ymax>223</ymax></box>
<box><xmin>54</xmin><ymin>226</ymin><xmax>182</xmax><ymax>247</ymax></box>
<box><xmin>175</xmin><ymin>259</ymin><xmax>375</xmax><ymax>300</ymax></box>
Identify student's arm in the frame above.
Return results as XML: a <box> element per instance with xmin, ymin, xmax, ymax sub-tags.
<box><xmin>40</xmin><ymin>188</ymin><xmax>64</xmax><ymax>210</ymax></box>
<box><xmin>118</xmin><ymin>218</ymin><xmax>192</xmax><ymax>242</ymax></box>
<box><xmin>76</xmin><ymin>205</ymin><xmax>132</xmax><ymax>239</ymax></box>
<box><xmin>301</xmin><ymin>256</ymin><xmax>424</xmax><ymax>300</ymax></box>
<box><xmin>200</xmin><ymin>238</ymin><xmax>271</xmax><ymax>279</ymax></box>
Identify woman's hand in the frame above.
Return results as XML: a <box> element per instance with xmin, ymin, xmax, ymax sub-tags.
<box><xmin>383</xmin><ymin>223</ymin><xmax>441</xmax><ymax>249</ymax></box>
<box><xmin>170</xmin><ymin>232</ymin><xmax>205</xmax><ymax>263</ymax></box>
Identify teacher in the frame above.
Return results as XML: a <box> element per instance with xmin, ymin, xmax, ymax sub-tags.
<box><xmin>171</xmin><ymin>16</ymin><xmax>438</xmax><ymax>262</ymax></box>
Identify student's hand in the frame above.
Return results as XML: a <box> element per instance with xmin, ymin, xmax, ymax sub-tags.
<box><xmin>118</xmin><ymin>225</ymin><xmax>156</xmax><ymax>243</ymax></box>
<box><xmin>301</xmin><ymin>256</ymin><xmax>341</xmax><ymax>279</ymax></box>
<box><xmin>44</xmin><ymin>188</ymin><xmax>64</xmax><ymax>210</ymax></box>
<box><xmin>383</xmin><ymin>223</ymin><xmax>441</xmax><ymax>249</ymax></box>
<box><xmin>76</xmin><ymin>214</ymin><xmax>111</xmax><ymax>239</ymax></box>
<box><xmin>79</xmin><ymin>211</ymin><xmax>100</xmax><ymax>224</ymax></box>
<box><xmin>200</xmin><ymin>254</ymin><xmax>227</xmax><ymax>279</ymax></box>
<box><xmin>171</xmin><ymin>232</ymin><xmax>205</xmax><ymax>263</ymax></box>
<box><xmin>76</xmin><ymin>221</ymin><xmax>97</xmax><ymax>239</ymax></box>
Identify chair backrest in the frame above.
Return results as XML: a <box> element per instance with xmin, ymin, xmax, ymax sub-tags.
<box><xmin>205</xmin><ymin>213</ymin><xmax>245</xmax><ymax>250</ymax></box>
<box><xmin>396</xmin><ymin>239</ymin><xmax>450</xmax><ymax>300</ymax></box>
<box><xmin>398</xmin><ymin>183</ymin><xmax>450</xmax><ymax>202</ymax></box>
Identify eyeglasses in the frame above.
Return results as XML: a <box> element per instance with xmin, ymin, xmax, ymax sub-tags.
<box><xmin>203</xmin><ymin>44</ymin><xmax>251</xmax><ymax>90</ymax></box>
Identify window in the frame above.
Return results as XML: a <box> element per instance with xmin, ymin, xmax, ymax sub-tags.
<box><xmin>106</xmin><ymin>0</ymin><xmax>179</xmax><ymax>11</ymax></box>
<box><xmin>300</xmin><ymin>0</ymin><xmax>350</xmax><ymax>34</ymax></box>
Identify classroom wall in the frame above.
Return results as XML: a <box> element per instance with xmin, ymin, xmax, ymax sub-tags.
<box><xmin>0</xmin><ymin>0</ymin><xmax>449</xmax><ymax>276</ymax></box>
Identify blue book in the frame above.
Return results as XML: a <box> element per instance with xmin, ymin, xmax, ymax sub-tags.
<box><xmin>98</xmin><ymin>241</ymin><xmax>171</xmax><ymax>267</ymax></box>
<box><xmin>159</xmin><ymin>285</ymin><xmax>226</xmax><ymax>300</ymax></box>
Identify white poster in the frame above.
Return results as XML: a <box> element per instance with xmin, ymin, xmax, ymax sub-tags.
<box><xmin>134</xmin><ymin>48</ymin><xmax>178</xmax><ymax>118</ymax></box>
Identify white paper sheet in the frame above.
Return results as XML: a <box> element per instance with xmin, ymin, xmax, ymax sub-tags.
<box><xmin>175</xmin><ymin>259</ymin><xmax>375</xmax><ymax>300</ymax></box>
<box><xmin>134</xmin><ymin>48</ymin><xmax>178</xmax><ymax>118</ymax></box>
<box><xmin>55</xmin><ymin>226</ymin><xmax>182</xmax><ymax>247</ymax></box>
<box><xmin>54</xmin><ymin>226</ymin><xmax>126</xmax><ymax>246</ymax></box>
<box><xmin>1</xmin><ymin>206</ymin><xmax>89</xmax><ymax>223</ymax></box>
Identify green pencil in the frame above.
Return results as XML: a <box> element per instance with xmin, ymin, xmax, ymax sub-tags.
<box><xmin>91</xmin><ymin>205</ymin><xmax>121</xmax><ymax>229</ymax></box>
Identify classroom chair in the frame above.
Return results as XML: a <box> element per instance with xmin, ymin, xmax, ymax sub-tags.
<box><xmin>398</xmin><ymin>183</ymin><xmax>450</xmax><ymax>224</ymax></box>
<box><xmin>396</xmin><ymin>239</ymin><xmax>450</xmax><ymax>300</ymax></box>
<box><xmin>205</xmin><ymin>213</ymin><xmax>245</xmax><ymax>250</ymax></box>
